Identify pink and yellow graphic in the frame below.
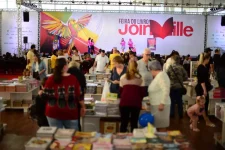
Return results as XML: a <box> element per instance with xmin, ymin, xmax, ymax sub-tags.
<box><xmin>40</xmin><ymin>12</ymin><xmax>99</xmax><ymax>54</ymax></box>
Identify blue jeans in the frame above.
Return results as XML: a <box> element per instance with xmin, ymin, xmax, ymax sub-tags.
<box><xmin>47</xmin><ymin>117</ymin><xmax>79</xmax><ymax>130</ymax></box>
<box><xmin>170</xmin><ymin>88</ymin><xmax>183</xmax><ymax>117</ymax></box>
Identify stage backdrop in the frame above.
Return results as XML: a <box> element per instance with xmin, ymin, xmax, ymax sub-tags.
<box><xmin>1</xmin><ymin>11</ymin><xmax>38</xmax><ymax>55</ymax></box>
<box><xmin>207</xmin><ymin>16</ymin><xmax>225</xmax><ymax>51</ymax></box>
<box><xmin>40</xmin><ymin>12</ymin><xmax>205</xmax><ymax>55</ymax></box>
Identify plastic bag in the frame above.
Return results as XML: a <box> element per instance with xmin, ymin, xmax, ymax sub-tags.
<box><xmin>101</xmin><ymin>80</ymin><xmax>110</xmax><ymax>101</ymax></box>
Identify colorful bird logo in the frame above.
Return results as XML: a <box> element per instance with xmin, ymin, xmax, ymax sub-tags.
<box><xmin>42</xmin><ymin>14</ymin><xmax>92</xmax><ymax>53</ymax></box>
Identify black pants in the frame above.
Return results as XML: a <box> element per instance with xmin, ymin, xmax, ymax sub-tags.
<box><xmin>119</xmin><ymin>106</ymin><xmax>140</xmax><ymax>133</ymax></box>
<box><xmin>170</xmin><ymin>89</ymin><xmax>183</xmax><ymax>117</ymax></box>
<box><xmin>195</xmin><ymin>84</ymin><xmax>209</xmax><ymax>115</ymax></box>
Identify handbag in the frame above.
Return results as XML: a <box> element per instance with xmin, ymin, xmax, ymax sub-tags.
<box><xmin>33</xmin><ymin>71</ymin><xmax>40</xmax><ymax>80</ymax></box>
<box><xmin>171</xmin><ymin>66</ymin><xmax>187</xmax><ymax>95</ymax></box>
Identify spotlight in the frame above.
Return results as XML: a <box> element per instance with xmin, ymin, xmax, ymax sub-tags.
<box><xmin>107</xmin><ymin>1</ymin><xmax>110</xmax><ymax>4</ymax></box>
<box><xmin>154</xmin><ymin>3</ymin><xmax>156</xmax><ymax>6</ymax></box>
<box><xmin>198</xmin><ymin>3</ymin><xmax>201</xmax><ymax>6</ymax></box>
<box><xmin>186</xmin><ymin>3</ymin><xmax>189</xmax><ymax>6</ymax></box>
<box><xmin>129</xmin><ymin>2</ymin><xmax>132</xmax><ymax>5</ymax></box>
<box><xmin>84</xmin><ymin>1</ymin><xmax>86</xmax><ymax>4</ymax></box>
<box><xmin>39</xmin><ymin>0</ymin><xmax>42</xmax><ymax>3</ymax></box>
<box><xmin>96</xmin><ymin>1</ymin><xmax>99</xmax><ymax>4</ymax></box>
<box><xmin>142</xmin><ymin>2</ymin><xmax>145</xmax><ymax>5</ymax></box>
<box><xmin>72</xmin><ymin>1</ymin><xmax>74</xmax><ymax>3</ymax></box>
<box><xmin>118</xmin><ymin>1</ymin><xmax>121</xmax><ymax>5</ymax></box>
<box><xmin>209</xmin><ymin>3</ymin><xmax>212</xmax><ymax>6</ymax></box>
<box><xmin>176</xmin><ymin>3</ymin><xmax>178</xmax><ymax>6</ymax></box>
<box><xmin>165</xmin><ymin>3</ymin><xmax>167</xmax><ymax>6</ymax></box>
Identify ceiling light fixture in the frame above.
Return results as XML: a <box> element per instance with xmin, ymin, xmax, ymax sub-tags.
<box><xmin>142</xmin><ymin>2</ymin><xmax>145</xmax><ymax>5</ymax></box>
<box><xmin>107</xmin><ymin>1</ymin><xmax>110</xmax><ymax>4</ymax></box>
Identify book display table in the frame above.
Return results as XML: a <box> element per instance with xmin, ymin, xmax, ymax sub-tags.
<box><xmin>25</xmin><ymin>126</ymin><xmax>192</xmax><ymax>150</ymax></box>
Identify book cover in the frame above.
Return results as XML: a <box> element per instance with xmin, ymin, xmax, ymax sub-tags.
<box><xmin>37</xmin><ymin>127</ymin><xmax>57</xmax><ymax>135</ymax></box>
<box><xmin>74</xmin><ymin>131</ymin><xmax>96</xmax><ymax>138</ymax></box>
<box><xmin>50</xmin><ymin>140</ymin><xmax>75</xmax><ymax>150</ymax></box>
<box><xmin>103</xmin><ymin>122</ymin><xmax>117</xmax><ymax>134</ymax></box>
<box><xmin>55</xmin><ymin>129</ymin><xmax>75</xmax><ymax>139</ymax></box>
<box><xmin>25</xmin><ymin>137</ymin><xmax>52</xmax><ymax>149</ymax></box>
<box><xmin>167</xmin><ymin>130</ymin><xmax>182</xmax><ymax>137</ymax></box>
<box><xmin>130</xmin><ymin>138</ymin><xmax>147</xmax><ymax>144</ymax></box>
<box><xmin>73</xmin><ymin>143</ymin><xmax>92</xmax><ymax>150</ymax></box>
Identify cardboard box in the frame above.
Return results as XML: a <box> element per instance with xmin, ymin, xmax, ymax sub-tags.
<box><xmin>15</xmin><ymin>84</ymin><xmax>27</xmax><ymax>92</ymax></box>
<box><xmin>13</xmin><ymin>100</ymin><xmax>22</xmax><ymax>107</ymax></box>
<box><xmin>0</xmin><ymin>85</ymin><xmax>5</xmax><ymax>92</ymax></box>
<box><xmin>5</xmin><ymin>85</ymin><xmax>15</xmax><ymax>92</ymax></box>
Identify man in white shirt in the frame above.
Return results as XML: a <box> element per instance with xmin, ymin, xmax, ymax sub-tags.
<box><xmin>137</xmin><ymin>48</ymin><xmax>153</xmax><ymax>95</ymax></box>
<box><xmin>92</xmin><ymin>50</ymin><xmax>109</xmax><ymax>72</ymax></box>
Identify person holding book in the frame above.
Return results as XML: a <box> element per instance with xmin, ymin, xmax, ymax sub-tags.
<box><xmin>44</xmin><ymin>58</ymin><xmax>85</xmax><ymax>129</ymax></box>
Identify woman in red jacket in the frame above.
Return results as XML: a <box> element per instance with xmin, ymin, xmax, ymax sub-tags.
<box><xmin>44</xmin><ymin>58</ymin><xmax>85</xmax><ymax>129</ymax></box>
<box><xmin>119</xmin><ymin>60</ymin><xmax>145</xmax><ymax>132</ymax></box>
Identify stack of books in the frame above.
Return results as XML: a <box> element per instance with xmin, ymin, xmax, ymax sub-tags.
<box><xmin>74</xmin><ymin>131</ymin><xmax>96</xmax><ymax>138</ymax></box>
<box><xmin>36</xmin><ymin>127</ymin><xmax>57</xmax><ymax>138</ymax></box>
<box><xmin>54</xmin><ymin>129</ymin><xmax>75</xmax><ymax>141</ymax></box>
<box><xmin>96</xmin><ymin>74</ymin><xmax>105</xmax><ymax>80</ymax></box>
<box><xmin>107</xmin><ymin>103</ymin><xmax>120</xmax><ymax>116</ymax></box>
<box><xmin>25</xmin><ymin>137</ymin><xmax>52</xmax><ymax>150</ymax></box>
<box><xmin>95</xmin><ymin>101</ymin><xmax>108</xmax><ymax>116</ymax></box>
<box><xmin>86</xmin><ymin>83</ymin><xmax>97</xmax><ymax>94</ymax></box>
<box><xmin>96</xmin><ymin>85</ymin><xmax>103</xmax><ymax>94</ymax></box>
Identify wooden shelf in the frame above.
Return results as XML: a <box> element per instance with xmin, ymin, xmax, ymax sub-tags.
<box><xmin>5</xmin><ymin>106</ymin><xmax>28</xmax><ymax>112</ymax></box>
<box><xmin>0</xmin><ymin>87</ymin><xmax>38</xmax><ymax>94</ymax></box>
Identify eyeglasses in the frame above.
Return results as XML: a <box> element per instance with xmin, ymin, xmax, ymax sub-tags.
<box><xmin>145</xmin><ymin>54</ymin><xmax>151</xmax><ymax>56</ymax></box>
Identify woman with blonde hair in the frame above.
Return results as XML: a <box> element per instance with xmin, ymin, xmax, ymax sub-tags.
<box><xmin>110</xmin><ymin>56</ymin><xmax>127</xmax><ymax>96</ymax></box>
<box><xmin>119</xmin><ymin>60</ymin><xmax>145</xmax><ymax>132</ymax></box>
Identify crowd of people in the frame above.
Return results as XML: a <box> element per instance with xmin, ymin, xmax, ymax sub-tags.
<box><xmin>23</xmin><ymin>43</ymin><xmax>225</xmax><ymax>133</ymax></box>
